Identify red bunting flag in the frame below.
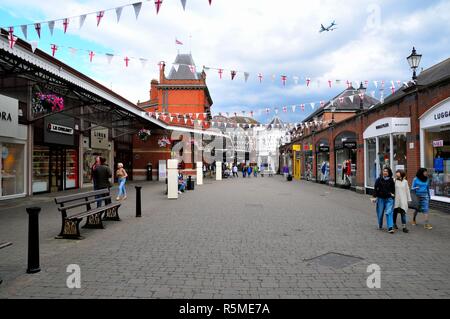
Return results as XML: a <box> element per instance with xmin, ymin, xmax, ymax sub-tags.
<box><xmin>282</xmin><ymin>106</ymin><xmax>287</xmax><ymax>113</ymax></box>
<box><xmin>339</xmin><ymin>97</ymin><xmax>344</xmax><ymax>104</ymax></box>
<box><xmin>34</xmin><ymin>23</ymin><xmax>41</xmax><ymax>38</ymax></box>
<box><xmin>218</xmin><ymin>68</ymin><xmax>223</xmax><ymax>79</ymax></box>
<box><xmin>250</xmin><ymin>111</ymin><xmax>254</xmax><ymax>117</ymax></box>
<box><xmin>208</xmin><ymin>0</ymin><xmax>212</xmax><ymax>5</ymax></box>
<box><xmin>381</xmin><ymin>80</ymin><xmax>385</xmax><ymax>89</ymax></box>
<box><xmin>265</xmin><ymin>108</ymin><xmax>270</xmax><ymax>114</ymax></box>
<box><xmin>306</xmin><ymin>78</ymin><xmax>311</xmax><ymax>87</ymax></box>
<box><xmin>8</xmin><ymin>26</ymin><xmax>14</xmax><ymax>38</ymax></box>
<box><xmin>8</xmin><ymin>34</ymin><xmax>17</xmax><ymax>49</ymax></box>
<box><xmin>96</xmin><ymin>11</ymin><xmax>105</xmax><ymax>27</ymax></box>
<box><xmin>391</xmin><ymin>86</ymin><xmax>395</xmax><ymax>94</ymax></box>
<box><xmin>328</xmin><ymin>80</ymin><xmax>332</xmax><ymax>88</ymax></box>
<box><xmin>155</xmin><ymin>0</ymin><xmax>163</xmax><ymax>14</ymax></box>
<box><xmin>258</xmin><ymin>73</ymin><xmax>263</xmax><ymax>83</ymax></box>
<box><xmin>63</xmin><ymin>18</ymin><xmax>69</xmax><ymax>33</ymax></box>
<box><xmin>124</xmin><ymin>56</ymin><xmax>130</xmax><ymax>67</ymax></box>
<box><xmin>89</xmin><ymin>51</ymin><xmax>95</xmax><ymax>62</ymax></box>
<box><xmin>231</xmin><ymin>70</ymin><xmax>237</xmax><ymax>80</ymax></box>
<box><xmin>301</xmin><ymin>104</ymin><xmax>305</xmax><ymax>111</ymax></box>
<box><xmin>189</xmin><ymin>65</ymin><xmax>196</xmax><ymax>74</ymax></box>
<box><xmin>50</xmin><ymin>44</ymin><xmax>58</xmax><ymax>57</ymax></box>
<box><xmin>281</xmin><ymin>75</ymin><xmax>287</xmax><ymax>86</ymax></box>
<box><xmin>364</xmin><ymin>80</ymin><xmax>369</xmax><ymax>87</ymax></box>
<box><xmin>320</xmin><ymin>101</ymin><xmax>325</xmax><ymax>108</ymax></box>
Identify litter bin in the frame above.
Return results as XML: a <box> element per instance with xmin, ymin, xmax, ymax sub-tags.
<box><xmin>287</xmin><ymin>174</ymin><xmax>293</xmax><ymax>181</ymax></box>
<box><xmin>147</xmin><ymin>163</ymin><xmax>153</xmax><ymax>181</ymax></box>
<box><xmin>187</xmin><ymin>176</ymin><xmax>195</xmax><ymax>190</ymax></box>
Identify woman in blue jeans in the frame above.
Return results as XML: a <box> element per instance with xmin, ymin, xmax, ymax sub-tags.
<box><xmin>372</xmin><ymin>167</ymin><xmax>395</xmax><ymax>233</ymax></box>
<box><xmin>411</xmin><ymin>168</ymin><xmax>432</xmax><ymax>230</ymax></box>
<box><xmin>116</xmin><ymin>163</ymin><xmax>128</xmax><ymax>201</ymax></box>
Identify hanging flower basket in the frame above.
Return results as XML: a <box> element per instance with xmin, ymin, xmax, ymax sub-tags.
<box><xmin>138</xmin><ymin>129</ymin><xmax>151</xmax><ymax>141</ymax></box>
<box><xmin>157</xmin><ymin>136</ymin><xmax>171</xmax><ymax>147</ymax></box>
<box><xmin>32</xmin><ymin>93</ymin><xmax>64</xmax><ymax>113</ymax></box>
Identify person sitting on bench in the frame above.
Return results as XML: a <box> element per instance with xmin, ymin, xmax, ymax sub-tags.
<box><xmin>178</xmin><ymin>172</ymin><xmax>186</xmax><ymax>194</ymax></box>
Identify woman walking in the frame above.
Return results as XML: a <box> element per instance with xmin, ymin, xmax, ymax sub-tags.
<box><xmin>116</xmin><ymin>163</ymin><xmax>128</xmax><ymax>201</ymax></box>
<box><xmin>372</xmin><ymin>167</ymin><xmax>395</xmax><ymax>233</ymax></box>
<box><xmin>393</xmin><ymin>170</ymin><xmax>411</xmax><ymax>233</ymax></box>
<box><xmin>411</xmin><ymin>168</ymin><xmax>432</xmax><ymax>230</ymax></box>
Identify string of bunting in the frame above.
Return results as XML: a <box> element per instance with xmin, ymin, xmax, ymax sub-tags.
<box><xmin>2</xmin><ymin>1</ymin><xmax>214</xmax><ymax>33</ymax></box>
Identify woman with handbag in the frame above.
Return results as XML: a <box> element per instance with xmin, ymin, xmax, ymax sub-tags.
<box><xmin>372</xmin><ymin>167</ymin><xmax>395</xmax><ymax>233</ymax></box>
<box><xmin>393</xmin><ymin>170</ymin><xmax>411</xmax><ymax>233</ymax></box>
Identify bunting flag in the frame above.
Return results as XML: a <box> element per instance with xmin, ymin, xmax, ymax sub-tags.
<box><xmin>244</xmin><ymin>72</ymin><xmax>250</xmax><ymax>82</ymax></box>
<box><xmin>282</xmin><ymin>106</ymin><xmax>287</xmax><ymax>113</ymax></box>
<box><xmin>89</xmin><ymin>51</ymin><xmax>95</xmax><ymax>62</ymax></box>
<box><xmin>371</xmin><ymin>91</ymin><xmax>376</xmax><ymax>98</ymax></box>
<box><xmin>274</xmin><ymin>108</ymin><xmax>279</xmax><ymax>115</ymax></box>
<box><xmin>63</xmin><ymin>18</ymin><xmax>69</xmax><ymax>33</ymax></box>
<box><xmin>189</xmin><ymin>65</ymin><xmax>196</xmax><ymax>74</ymax></box>
<box><xmin>96</xmin><ymin>11</ymin><xmax>105</xmax><ymax>27</ymax></box>
<box><xmin>373</xmin><ymin>80</ymin><xmax>378</xmax><ymax>88</ymax></box>
<box><xmin>8</xmin><ymin>34</ymin><xmax>17</xmax><ymax>49</ymax></box>
<box><xmin>349</xmin><ymin>95</ymin><xmax>354</xmax><ymax>103</ymax></box>
<box><xmin>50</xmin><ymin>44</ymin><xmax>58</xmax><ymax>57</ymax></box>
<box><xmin>281</xmin><ymin>75</ymin><xmax>287</xmax><ymax>86</ymax></box>
<box><xmin>106</xmin><ymin>53</ymin><xmax>114</xmax><ymax>64</ymax></box>
<box><xmin>69</xmin><ymin>47</ymin><xmax>77</xmax><ymax>57</ymax></box>
<box><xmin>320</xmin><ymin>101</ymin><xmax>325</xmax><ymax>108</ymax></box>
<box><xmin>155</xmin><ymin>0</ymin><xmax>163</xmax><ymax>14</ymax></box>
<box><xmin>181</xmin><ymin>0</ymin><xmax>187</xmax><ymax>11</ymax></box>
<box><xmin>292</xmin><ymin>105</ymin><xmax>296</xmax><ymax>112</ymax></box>
<box><xmin>34</xmin><ymin>23</ymin><xmax>41</xmax><ymax>38</ymax></box>
<box><xmin>30</xmin><ymin>41</ymin><xmax>38</xmax><ymax>53</ymax></box>
<box><xmin>21</xmin><ymin>25</ymin><xmax>28</xmax><ymax>39</ymax></box>
<box><xmin>258</xmin><ymin>73</ymin><xmax>263</xmax><ymax>83</ymax></box>
<box><xmin>306</xmin><ymin>78</ymin><xmax>311</xmax><ymax>87</ymax></box>
<box><xmin>79</xmin><ymin>15</ymin><xmax>87</xmax><ymax>29</ymax></box>
<box><xmin>218</xmin><ymin>68</ymin><xmax>223</xmax><ymax>79</ymax></box>
<box><xmin>8</xmin><ymin>26</ymin><xmax>14</xmax><ymax>38</ymax></box>
<box><xmin>139</xmin><ymin>58</ymin><xmax>148</xmax><ymax>68</ymax></box>
<box><xmin>339</xmin><ymin>97</ymin><xmax>344</xmax><ymax>104</ymax></box>
<box><xmin>124</xmin><ymin>56</ymin><xmax>130</xmax><ymax>67</ymax></box>
<box><xmin>310</xmin><ymin>103</ymin><xmax>315</xmax><ymax>109</ymax></box>
<box><xmin>293</xmin><ymin>76</ymin><xmax>299</xmax><ymax>85</ymax></box>
<box><xmin>48</xmin><ymin>21</ymin><xmax>55</xmax><ymax>36</ymax></box>
<box><xmin>271</xmin><ymin>74</ymin><xmax>275</xmax><ymax>82</ymax></box>
<box><xmin>381</xmin><ymin>80</ymin><xmax>385</xmax><ymax>89</ymax></box>
<box><xmin>173</xmin><ymin>64</ymin><xmax>179</xmax><ymax>72</ymax></box>
<box><xmin>359</xmin><ymin>93</ymin><xmax>365</xmax><ymax>100</ymax></box>
<box><xmin>328</xmin><ymin>80</ymin><xmax>332</xmax><ymax>88</ymax></box>
<box><xmin>301</xmin><ymin>104</ymin><xmax>305</xmax><ymax>111</ymax></box>
<box><xmin>133</xmin><ymin>2</ymin><xmax>142</xmax><ymax>20</ymax></box>
<box><xmin>208</xmin><ymin>0</ymin><xmax>212</xmax><ymax>5</ymax></box>
<box><xmin>391</xmin><ymin>86</ymin><xmax>395</xmax><ymax>94</ymax></box>
<box><xmin>364</xmin><ymin>80</ymin><xmax>369</xmax><ymax>87</ymax></box>
<box><xmin>116</xmin><ymin>7</ymin><xmax>124</xmax><ymax>23</ymax></box>
<box><xmin>231</xmin><ymin>70</ymin><xmax>237</xmax><ymax>80</ymax></box>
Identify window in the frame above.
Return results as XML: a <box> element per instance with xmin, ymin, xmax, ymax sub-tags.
<box><xmin>366</xmin><ymin>138</ymin><xmax>377</xmax><ymax>187</ymax></box>
<box><xmin>378</xmin><ymin>135</ymin><xmax>390</xmax><ymax>171</ymax></box>
<box><xmin>393</xmin><ymin>134</ymin><xmax>407</xmax><ymax>172</ymax></box>
<box><xmin>1</xmin><ymin>143</ymin><xmax>25</xmax><ymax>197</ymax></box>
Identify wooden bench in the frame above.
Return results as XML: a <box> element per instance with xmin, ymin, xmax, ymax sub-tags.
<box><xmin>54</xmin><ymin>189</ymin><xmax>121</xmax><ymax>240</ymax></box>
<box><xmin>0</xmin><ymin>242</ymin><xmax>12</xmax><ymax>285</ymax></box>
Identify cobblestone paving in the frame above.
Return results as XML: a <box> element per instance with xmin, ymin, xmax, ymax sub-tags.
<box><xmin>1</xmin><ymin>177</ymin><xmax>450</xmax><ymax>299</ymax></box>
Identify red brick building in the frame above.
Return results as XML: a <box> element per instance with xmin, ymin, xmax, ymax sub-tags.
<box><xmin>281</xmin><ymin>57</ymin><xmax>450</xmax><ymax>211</ymax></box>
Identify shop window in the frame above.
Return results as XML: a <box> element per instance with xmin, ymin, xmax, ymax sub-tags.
<box><xmin>424</xmin><ymin>129</ymin><xmax>450</xmax><ymax>199</ymax></box>
<box><xmin>366</xmin><ymin>138</ymin><xmax>377</xmax><ymax>187</ymax></box>
<box><xmin>317</xmin><ymin>152</ymin><xmax>330</xmax><ymax>183</ymax></box>
<box><xmin>1</xmin><ymin>143</ymin><xmax>25</xmax><ymax>197</ymax></box>
<box><xmin>378</xmin><ymin>135</ymin><xmax>390</xmax><ymax>171</ymax></box>
<box><xmin>393</xmin><ymin>134</ymin><xmax>407</xmax><ymax>172</ymax></box>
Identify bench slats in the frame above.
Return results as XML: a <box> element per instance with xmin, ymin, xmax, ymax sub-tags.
<box><xmin>0</xmin><ymin>242</ymin><xmax>12</xmax><ymax>249</ymax></box>
<box><xmin>67</xmin><ymin>203</ymin><xmax>121</xmax><ymax>220</ymax></box>
<box><xmin>57</xmin><ymin>196</ymin><xmax>112</xmax><ymax>211</ymax></box>
<box><xmin>55</xmin><ymin>189</ymin><xmax>110</xmax><ymax>205</ymax></box>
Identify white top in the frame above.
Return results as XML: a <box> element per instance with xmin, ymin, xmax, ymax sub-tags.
<box><xmin>394</xmin><ymin>179</ymin><xmax>412</xmax><ymax>212</ymax></box>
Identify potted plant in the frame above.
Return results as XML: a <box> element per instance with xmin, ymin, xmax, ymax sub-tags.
<box><xmin>138</xmin><ymin>128</ymin><xmax>151</xmax><ymax>142</ymax></box>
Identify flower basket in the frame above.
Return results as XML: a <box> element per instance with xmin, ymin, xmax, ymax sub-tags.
<box><xmin>138</xmin><ymin>129</ymin><xmax>151</xmax><ymax>142</ymax></box>
<box><xmin>32</xmin><ymin>93</ymin><xmax>64</xmax><ymax>113</ymax></box>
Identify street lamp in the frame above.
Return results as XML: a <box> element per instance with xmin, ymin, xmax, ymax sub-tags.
<box><xmin>407</xmin><ymin>47</ymin><xmax>422</xmax><ymax>80</ymax></box>
<box><xmin>358</xmin><ymin>82</ymin><xmax>366</xmax><ymax>111</ymax></box>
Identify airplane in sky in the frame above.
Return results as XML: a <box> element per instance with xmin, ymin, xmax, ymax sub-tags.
<box><xmin>319</xmin><ymin>21</ymin><xmax>337</xmax><ymax>33</ymax></box>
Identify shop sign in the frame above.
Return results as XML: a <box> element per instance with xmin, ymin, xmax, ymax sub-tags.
<box><xmin>158</xmin><ymin>160</ymin><xmax>167</xmax><ymax>181</ymax></box>
<box><xmin>420</xmin><ymin>99</ymin><xmax>450</xmax><ymax>129</ymax></box>
<box><xmin>91</xmin><ymin>127</ymin><xmax>109</xmax><ymax>150</ymax></box>
<box><xmin>363</xmin><ymin>117</ymin><xmax>411</xmax><ymax>139</ymax></box>
<box><xmin>48</xmin><ymin>123</ymin><xmax>73</xmax><ymax>135</ymax></box>
<box><xmin>318</xmin><ymin>146</ymin><xmax>330</xmax><ymax>152</ymax></box>
<box><xmin>292</xmin><ymin>145</ymin><xmax>301</xmax><ymax>151</ymax></box>
<box><xmin>0</xmin><ymin>94</ymin><xmax>19</xmax><ymax>138</ymax></box>
<box><xmin>343</xmin><ymin>141</ymin><xmax>357</xmax><ymax>149</ymax></box>
<box><xmin>433</xmin><ymin>140</ymin><xmax>444</xmax><ymax>148</ymax></box>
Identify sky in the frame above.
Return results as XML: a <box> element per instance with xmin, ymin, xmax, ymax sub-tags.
<box><xmin>1</xmin><ymin>0</ymin><xmax>449</xmax><ymax>124</ymax></box>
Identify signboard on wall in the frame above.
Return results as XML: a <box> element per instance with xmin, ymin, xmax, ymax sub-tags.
<box><xmin>158</xmin><ymin>160</ymin><xmax>167</xmax><ymax>181</ymax></box>
<box><xmin>91</xmin><ymin>127</ymin><xmax>109</xmax><ymax>150</ymax></box>
<box><xmin>363</xmin><ymin>117</ymin><xmax>411</xmax><ymax>139</ymax></box>
<box><xmin>44</xmin><ymin>114</ymin><xmax>75</xmax><ymax>146</ymax></box>
<box><xmin>0</xmin><ymin>94</ymin><xmax>19</xmax><ymax>138</ymax></box>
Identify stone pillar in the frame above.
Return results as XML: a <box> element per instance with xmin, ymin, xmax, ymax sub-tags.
<box><xmin>196</xmin><ymin>162</ymin><xmax>203</xmax><ymax>185</ymax></box>
<box><xmin>216</xmin><ymin>161</ymin><xmax>222</xmax><ymax>181</ymax></box>
<box><xmin>167</xmin><ymin>159</ymin><xmax>179</xmax><ymax>199</ymax></box>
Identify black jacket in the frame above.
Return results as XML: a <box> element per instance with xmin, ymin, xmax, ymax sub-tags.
<box><xmin>93</xmin><ymin>165</ymin><xmax>112</xmax><ymax>189</ymax></box>
<box><xmin>374</xmin><ymin>177</ymin><xmax>395</xmax><ymax>199</ymax></box>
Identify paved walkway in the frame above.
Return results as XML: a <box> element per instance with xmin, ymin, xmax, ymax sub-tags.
<box><xmin>1</xmin><ymin>176</ymin><xmax>450</xmax><ymax>299</ymax></box>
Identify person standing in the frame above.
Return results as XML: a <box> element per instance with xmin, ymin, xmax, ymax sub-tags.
<box><xmin>233</xmin><ymin>164</ymin><xmax>238</xmax><ymax>178</ymax></box>
<box><xmin>254</xmin><ymin>165</ymin><xmax>258</xmax><ymax>177</ymax></box>
<box><xmin>372</xmin><ymin>167</ymin><xmax>395</xmax><ymax>233</ymax></box>
<box><xmin>91</xmin><ymin>156</ymin><xmax>101</xmax><ymax>189</ymax></box>
<box><xmin>411</xmin><ymin>168</ymin><xmax>432</xmax><ymax>230</ymax></box>
<box><xmin>92</xmin><ymin>157</ymin><xmax>112</xmax><ymax>207</ymax></box>
<box><xmin>242</xmin><ymin>165</ymin><xmax>247</xmax><ymax>178</ymax></box>
<box><xmin>116</xmin><ymin>163</ymin><xmax>128</xmax><ymax>201</ymax></box>
<box><xmin>393</xmin><ymin>170</ymin><xmax>411</xmax><ymax>233</ymax></box>
<box><xmin>247</xmin><ymin>165</ymin><xmax>252</xmax><ymax>178</ymax></box>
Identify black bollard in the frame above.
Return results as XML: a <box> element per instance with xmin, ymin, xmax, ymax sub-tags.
<box><xmin>26</xmin><ymin>207</ymin><xmax>41</xmax><ymax>274</ymax></box>
<box><xmin>135</xmin><ymin>186</ymin><xmax>142</xmax><ymax>218</ymax></box>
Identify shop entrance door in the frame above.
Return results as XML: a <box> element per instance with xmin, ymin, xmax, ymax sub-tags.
<box><xmin>50</xmin><ymin>148</ymin><xmax>64</xmax><ymax>192</ymax></box>
<box><xmin>294</xmin><ymin>151</ymin><xmax>301</xmax><ymax>180</ymax></box>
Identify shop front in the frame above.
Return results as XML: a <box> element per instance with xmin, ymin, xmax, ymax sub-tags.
<box><xmin>32</xmin><ymin>114</ymin><xmax>79</xmax><ymax>194</ymax></box>
<box><xmin>363</xmin><ymin>117</ymin><xmax>411</xmax><ymax>191</ymax></box>
<box><xmin>420</xmin><ymin>98</ymin><xmax>450</xmax><ymax>204</ymax></box>
<box><xmin>0</xmin><ymin>94</ymin><xmax>27</xmax><ymax>200</ymax></box>
<box><xmin>316</xmin><ymin>139</ymin><xmax>330</xmax><ymax>184</ymax></box>
<box><xmin>293</xmin><ymin>144</ymin><xmax>301</xmax><ymax>180</ymax></box>
<box><xmin>303</xmin><ymin>143</ymin><xmax>313</xmax><ymax>181</ymax></box>
<box><xmin>334</xmin><ymin>132</ymin><xmax>357</xmax><ymax>188</ymax></box>
<box><xmin>82</xmin><ymin>126</ymin><xmax>112</xmax><ymax>186</ymax></box>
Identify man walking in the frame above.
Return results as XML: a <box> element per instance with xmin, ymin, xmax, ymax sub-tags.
<box><xmin>92</xmin><ymin>156</ymin><xmax>112</xmax><ymax>207</ymax></box>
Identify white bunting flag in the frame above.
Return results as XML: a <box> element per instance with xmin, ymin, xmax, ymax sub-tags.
<box><xmin>373</xmin><ymin>81</ymin><xmax>378</xmax><ymax>89</ymax></box>
<box><xmin>133</xmin><ymin>2</ymin><xmax>143</xmax><ymax>20</ymax></box>
<box><xmin>173</xmin><ymin>64</ymin><xmax>179</xmax><ymax>72</ymax></box>
<box><xmin>21</xmin><ymin>25</ymin><xmax>28</xmax><ymax>39</ymax></box>
<box><xmin>105</xmin><ymin>53</ymin><xmax>114</xmax><ymax>64</ymax></box>
<box><xmin>371</xmin><ymin>91</ymin><xmax>376</xmax><ymax>98</ymax></box>
<box><xmin>292</xmin><ymin>105</ymin><xmax>296</xmax><ymax>112</ymax></box>
<box><xmin>78</xmin><ymin>15</ymin><xmax>86</xmax><ymax>29</ymax></box>
<box><xmin>310</xmin><ymin>103</ymin><xmax>315</xmax><ymax>110</ymax></box>
<box><xmin>116</xmin><ymin>7</ymin><xmax>124</xmax><ymax>23</ymax></box>
<box><xmin>271</xmin><ymin>74</ymin><xmax>276</xmax><ymax>82</ymax></box>
<box><xmin>30</xmin><ymin>41</ymin><xmax>38</xmax><ymax>53</ymax></box>
<box><xmin>349</xmin><ymin>95</ymin><xmax>354</xmax><ymax>103</ymax></box>
<box><xmin>293</xmin><ymin>76</ymin><xmax>299</xmax><ymax>85</ymax></box>
<box><xmin>181</xmin><ymin>0</ymin><xmax>187</xmax><ymax>10</ymax></box>
<box><xmin>48</xmin><ymin>21</ymin><xmax>55</xmax><ymax>36</ymax></box>
<box><xmin>244</xmin><ymin>72</ymin><xmax>250</xmax><ymax>82</ymax></box>
<box><xmin>139</xmin><ymin>58</ymin><xmax>148</xmax><ymax>68</ymax></box>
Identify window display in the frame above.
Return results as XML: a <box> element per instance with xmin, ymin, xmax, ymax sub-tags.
<box><xmin>424</xmin><ymin>129</ymin><xmax>450</xmax><ymax>199</ymax></box>
<box><xmin>378</xmin><ymin>135</ymin><xmax>390</xmax><ymax>171</ymax></box>
<box><xmin>316</xmin><ymin>141</ymin><xmax>330</xmax><ymax>184</ymax></box>
<box><xmin>32</xmin><ymin>146</ymin><xmax>50</xmax><ymax>193</ymax></box>
<box><xmin>1</xmin><ymin>143</ymin><xmax>25</xmax><ymax>197</ymax></box>
<box><xmin>335</xmin><ymin>148</ymin><xmax>357</xmax><ymax>187</ymax></box>
<box><xmin>393</xmin><ymin>134</ymin><xmax>407</xmax><ymax>171</ymax></box>
<box><xmin>366</xmin><ymin>138</ymin><xmax>377</xmax><ymax>187</ymax></box>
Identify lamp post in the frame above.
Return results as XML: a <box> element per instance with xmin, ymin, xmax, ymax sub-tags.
<box><xmin>407</xmin><ymin>47</ymin><xmax>422</xmax><ymax>81</ymax></box>
<box><xmin>358</xmin><ymin>82</ymin><xmax>367</xmax><ymax>111</ymax></box>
